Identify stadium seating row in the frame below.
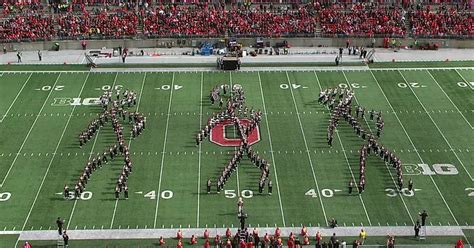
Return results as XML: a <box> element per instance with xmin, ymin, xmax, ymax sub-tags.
<box><xmin>0</xmin><ymin>3</ymin><xmax>472</xmax><ymax>41</ymax></box>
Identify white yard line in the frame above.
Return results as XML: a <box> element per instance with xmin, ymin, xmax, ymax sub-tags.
<box><xmin>311</xmin><ymin>72</ymin><xmax>371</xmax><ymax>226</ymax></box>
<box><xmin>0</xmin><ymin>73</ymin><xmax>32</xmax><ymax>123</ymax></box>
<box><xmin>153</xmin><ymin>72</ymin><xmax>175</xmax><ymax>228</ymax></box>
<box><xmin>284</xmin><ymin>72</ymin><xmax>329</xmax><ymax>225</ymax></box>
<box><xmin>229</xmin><ymin>72</ymin><xmax>241</xmax><ymax>195</ymax></box>
<box><xmin>398</xmin><ymin>71</ymin><xmax>474</xmax><ymax>182</ymax></box>
<box><xmin>66</xmin><ymin>72</ymin><xmax>119</xmax><ymax>230</ymax></box>
<box><xmin>0</xmin><ymin>73</ymin><xmax>62</xmax><ymax>188</ymax></box>
<box><xmin>426</xmin><ymin>70</ymin><xmax>473</xmax><ymax>129</ymax></box>
<box><xmin>341</xmin><ymin>71</ymin><xmax>414</xmax><ymax>225</ymax></box>
<box><xmin>110</xmin><ymin>72</ymin><xmax>147</xmax><ymax>229</ymax></box>
<box><xmin>454</xmin><ymin>69</ymin><xmax>474</xmax><ymax>90</ymax></box>
<box><xmin>196</xmin><ymin>72</ymin><xmax>203</xmax><ymax>228</ymax></box>
<box><xmin>257</xmin><ymin>72</ymin><xmax>286</xmax><ymax>226</ymax></box>
<box><xmin>369</xmin><ymin>70</ymin><xmax>461</xmax><ymax>226</ymax></box>
<box><xmin>14</xmin><ymin>72</ymin><xmax>90</xmax><ymax>247</ymax></box>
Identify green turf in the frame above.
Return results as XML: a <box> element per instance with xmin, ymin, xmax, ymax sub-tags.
<box><xmin>0</xmin><ymin>235</ymin><xmax>20</xmax><ymax>248</ymax></box>
<box><xmin>0</xmin><ymin>68</ymin><xmax>472</xmax><ymax>246</ymax></box>
<box><xmin>0</xmin><ymin>64</ymin><xmax>90</xmax><ymax>71</ymax></box>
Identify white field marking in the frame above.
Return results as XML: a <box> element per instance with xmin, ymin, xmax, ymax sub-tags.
<box><xmin>285</xmin><ymin>71</ymin><xmax>329</xmax><ymax>225</ymax></box>
<box><xmin>312</xmin><ymin>72</ymin><xmax>371</xmax><ymax>226</ymax></box>
<box><xmin>370</xmin><ymin>70</ymin><xmax>461</xmax><ymax>227</ymax></box>
<box><xmin>399</xmin><ymin>71</ymin><xmax>474</xmax><ymax>182</ymax></box>
<box><xmin>341</xmin><ymin>71</ymin><xmax>414</xmax><ymax>225</ymax></box>
<box><xmin>0</xmin><ymin>73</ymin><xmax>62</xmax><ymax>188</ymax></box>
<box><xmin>110</xmin><ymin>72</ymin><xmax>147</xmax><ymax>229</ymax></box>
<box><xmin>0</xmin><ymin>68</ymin><xmax>473</xmax><ymax>74</ymax></box>
<box><xmin>196</xmin><ymin>72</ymin><xmax>203</xmax><ymax>228</ymax></box>
<box><xmin>257</xmin><ymin>71</ymin><xmax>286</xmax><ymax>226</ymax></box>
<box><xmin>426</xmin><ymin>70</ymin><xmax>473</xmax><ymax>129</ymax></box>
<box><xmin>2</xmin><ymin>109</ymin><xmax>469</xmax><ymax>120</ymax></box>
<box><xmin>14</xmin><ymin>72</ymin><xmax>90</xmax><ymax>248</ymax></box>
<box><xmin>455</xmin><ymin>69</ymin><xmax>474</xmax><ymax>90</ymax></box>
<box><xmin>153</xmin><ymin>72</ymin><xmax>175</xmax><ymax>228</ymax></box>
<box><xmin>0</xmin><ymin>73</ymin><xmax>32</xmax><ymax>123</ymax></box>
<box><xmin>229</xmin><ymin>72</ymin><xmax>241</xmax><ymax>196</ymax></box>
<box><xmin>67</xmin><ymin>72</ymin><xmax>119</xmax><ymax>230</ymax></box>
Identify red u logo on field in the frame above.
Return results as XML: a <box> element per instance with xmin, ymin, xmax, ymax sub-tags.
<box><xmin>210</xmin><ymin>119</ymin><xmax>261</xmax><ymax>147</ymax></box>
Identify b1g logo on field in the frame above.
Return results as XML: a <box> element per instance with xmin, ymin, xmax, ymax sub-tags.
<box><xmin>52</xmin><ymin>97</ymin><xmax>101</xmax><ymax>106</ymax></box>
<box><xmin>210</xmin><ymin>119</ymin><xmax>261</xmax><ymax>147</ymax></box>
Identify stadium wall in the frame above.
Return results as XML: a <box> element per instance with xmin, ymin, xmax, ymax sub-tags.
<box><xmin>5</xmin><ymin>37</ymin><xmax>474</xmax><ymax>52</ymax></box>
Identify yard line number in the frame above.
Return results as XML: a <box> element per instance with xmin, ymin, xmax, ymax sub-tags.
<box><xmin>0</xmin><ymin>192</ymin><xmax>11</xmax><ymax>201</ymax></box>
<box><xmin>144</xmin><ymin>190</ymin><xmax>174</xmax><ymax>200</ymax></box>
<box><xmin>466</xmin><ymin>188</ymin><xmax>474</xmax><ymax>197</ymax></box>
<box><xmin>155</xmin><ymin>85</ymin><xmax>183</xmax><ymax>91</ymax></box>
<box><xmin>385</xmin><ymin>188</ymin><xmax>415</xmax><ymax>197</ymax></box>
<box><xmin>99</xmin><ymin>84</ymin><xmax>123</xmax><ymax>91</ymax></box>
<box><xmin>36</xmin><ymin>85</ymin><xmax>64</xmax><ymax>91</ymax></box>
<box><xmin>457</xmin><ymin>82</ymin><xmax>474</xmax><ymax>88</ymax></box>
<box><xmin>338</xmin><ymin>83</ymin><xmax>366</xmax><ymax>89</ymax></box>
<box><xmin>397</xmin><ymin>82</ymin><xmax>427</xmax><ymax>88</ymax></box>
<box><xmin>305</xmin><ymin>188</ymin><xmax>341</xmax><ymax>198</ymax></box>
<box><xmin>68</xmin><ymin>191</ymin><xmax>93</xmax><ymax>200</ymax></box>
<box><xmin>225</xmin><ymin>189</ymin><xmax>253</xmax><ymax>199</ymax></box>
<box><xmin>280</xmin><ymin>83</ymin><xmax>307</xmax><ymax>90</ymax></box>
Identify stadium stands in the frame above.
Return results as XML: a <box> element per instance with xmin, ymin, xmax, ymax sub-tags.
<box><xmin>0</xmin><ymin>2</ymin><xmax>472</xmax><ymax>42</ymax></box>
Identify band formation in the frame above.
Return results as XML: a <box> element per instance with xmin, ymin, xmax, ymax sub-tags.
<box><xmin>63</xmin><ymin>89</ymin><xmax>146</xmax><ymax>200</ymax></box>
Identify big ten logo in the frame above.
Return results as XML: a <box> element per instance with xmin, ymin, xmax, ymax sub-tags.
<box><xmin>210</xmin><ymin>118</ymin><xmax>261</xmax><ymax>147</ymax></box>
<box><xmin>52</xmin><ymin>98</ymin><xmax>101</xmax><ymax>106</ymax></box>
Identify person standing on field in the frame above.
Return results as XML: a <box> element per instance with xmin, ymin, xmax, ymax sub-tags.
<box><xmin>419</xmin><ymin>210</ymin><xmax>428</xmax><ymax>226</ymax></box>
<box><xmin>414</xmin><ymin>220</ymin><xmax>421</xmax><ymax>238</ymax></box>
<box><xmin>56</xmin><ymin>217</ymin><xmax>64</xmax><ymax>235</ymax></box>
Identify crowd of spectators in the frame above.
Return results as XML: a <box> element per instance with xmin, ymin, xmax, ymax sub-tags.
<box><xmin>408</xmin><ymin>6</ymin><xmax>473</xmax><ymax>37</ymax></box>
<box><xmin>319</xmin><ymin>4</ymin><xmax>407</xmax><ymax>37</ymax></box>
<box><xmin>0</xmin><ymin>1</ymin><xmax>473</xmax><ymax>42</ymax></box>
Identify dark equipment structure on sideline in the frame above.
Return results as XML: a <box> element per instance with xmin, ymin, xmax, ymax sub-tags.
<box><xmin>221</xmin><ymin>56</ymin><xmax>240</xmax><ymax>70</ymax></box>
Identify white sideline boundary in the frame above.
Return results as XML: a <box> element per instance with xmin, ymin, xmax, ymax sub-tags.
<box><xmin>0</xmin><ymin>67</ymin><xmax>472</xmax><ymax>73</ymax></box>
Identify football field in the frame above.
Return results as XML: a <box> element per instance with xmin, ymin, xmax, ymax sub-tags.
<box><xmin>0</xmin><ymin>67</ymin><xmax>473</xmax><ymax>245</ymax></box>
